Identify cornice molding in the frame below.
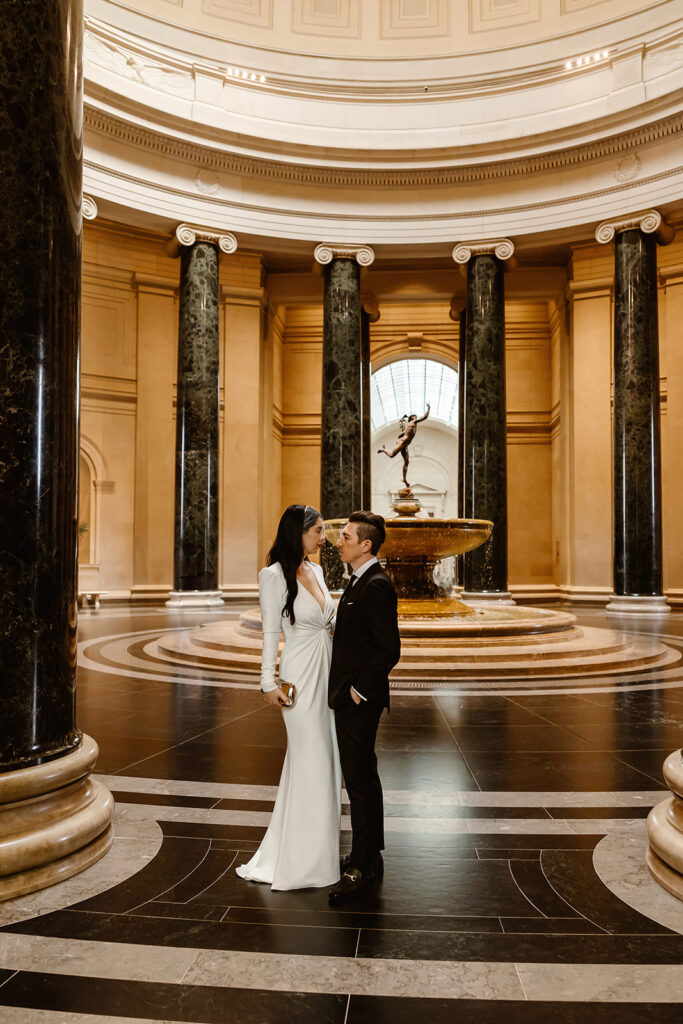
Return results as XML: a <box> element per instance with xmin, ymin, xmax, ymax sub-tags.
<box><xmin>84</xmin><ymin>159</ymin><xmax>683</xmax><ymax>234</ymax></box>
<box><xmin>595</xmin><ymin>209</ymin><xmax>675</xmax><ymax>246</ymax></box>
<box><xmin>314</xmin><ymin>243</ymin><xmax>374</xmax><ymax>266</ymax></box>
<box><xmin>453</xmin><ymin>239</ymin><xmax>515</xmax><ymax>264</ymax></box>
<box><xmin>84</xmin><ymin>105</ymin><xmax>683</xmax><ymax>191</ymax></box>
<box><xmin>165</xmin><ymin>222</ymin><xmax>238</xmax><ymax>257</ymax></box>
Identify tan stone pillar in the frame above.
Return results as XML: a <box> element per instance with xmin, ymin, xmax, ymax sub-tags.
<box><xmin>564</xmin><ymin>248</ymin><xmax>613</xmax><ymax>601</ymax></box>
<box><xmin>220</xmin><ymin>267</ymin><xmax>267</xmax><ymax>594</ymax></box>
<box><xmin>132</xmin><ymin>273</ymin><xmax>177</xmax><ymax>600</ymax></box>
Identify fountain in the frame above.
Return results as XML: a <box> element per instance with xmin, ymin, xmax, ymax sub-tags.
<box><xmin>322</xmin><ymin>515</ymin><xmax>492</xmax><ymax>617</ymax></box>
<box><xmin>153</xmin><ymin>412</ymin><xmax>681</xmax><ymax>684</ymax></box>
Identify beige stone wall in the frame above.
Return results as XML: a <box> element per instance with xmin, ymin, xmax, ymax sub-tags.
<box><xmin>81</xmin><ymin>222</ymin><xmax>683</xmax><ymax>603</ymax></box>
<box><xmin>81</xmin><ymin>223</ymin><xmax>275</xmax><ymax>598</ymax></box>
<box><xmin>658</xmin><ymin>235</ymin><xmax>683</xmax><ymax>602</ymax></box>
<box><xmin>506</xmin><ymin>301</ymin><xmax>553</xmax><ymax>588</ymax></box>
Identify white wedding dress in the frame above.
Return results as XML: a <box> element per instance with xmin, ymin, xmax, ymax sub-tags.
<box><xmin>236</xmin><ymin>561</ymin><xmax>341</xmax><ymax>890</ymax></box>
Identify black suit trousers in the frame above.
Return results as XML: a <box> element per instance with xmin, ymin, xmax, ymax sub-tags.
<box><xmin>335</xmin><ymin>697</ymin><xmax>385</xmax><ymax>872</ymax></box>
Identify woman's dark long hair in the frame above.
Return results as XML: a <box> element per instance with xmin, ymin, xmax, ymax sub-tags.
<box><xmin>267</xmin><ymin>505</ymin><xmax>307</xmax><ymax>624</ymax></box>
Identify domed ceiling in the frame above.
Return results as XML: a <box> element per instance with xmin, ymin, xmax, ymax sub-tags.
<box><xmin>100</xmin><ymin>0</ymin><xmax>664</xmax><ymax>62</ymax></box>
<box><xmin>84</xmin><ymin>0</ymin><xmax>683</xmax><ymax>255</ymax></box>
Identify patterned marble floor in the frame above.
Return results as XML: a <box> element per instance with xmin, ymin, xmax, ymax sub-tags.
<box><xmin>1</xmin><ymin>604</ymin><xmax>682</xmax><ymax>1023</ymax></box>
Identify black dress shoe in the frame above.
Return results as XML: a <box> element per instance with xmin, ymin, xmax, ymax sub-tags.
<box><xmin>328</xmin><ymin>867</ymin><xmax>370</xmax><ymax>904</ymax></box>
<box><xmin>340</xmin><ymin>851</ymin><xmax>384</xmax><ymax>877</ymax></box>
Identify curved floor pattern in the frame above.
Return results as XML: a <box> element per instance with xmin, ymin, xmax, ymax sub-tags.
<box><xmin>1</xmin><ymin>604</ymin><xmax>683</xmax><ymax>1023</ymax></box>
<box><xmin>80</xmin><ymin>625</ymin><xmax>683</xmax><ymax>696</ymax></box>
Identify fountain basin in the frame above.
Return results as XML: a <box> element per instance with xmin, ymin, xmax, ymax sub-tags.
<box><xmin>324</xmin><ymin>516</ymin><xmax>493</xmax><ymax>616</ymax></box>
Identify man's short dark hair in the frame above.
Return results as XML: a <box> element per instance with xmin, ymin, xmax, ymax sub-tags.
<box><xmin>348</xmin><ymin>510</ymin><xmax>386</xmax><ymax>555</ymax></box>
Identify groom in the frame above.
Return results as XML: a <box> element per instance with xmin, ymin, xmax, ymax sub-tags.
<box><xmin>327</xmin><ymin>511</ymin><xmax>401</xmax><ymax>904</ymax></box>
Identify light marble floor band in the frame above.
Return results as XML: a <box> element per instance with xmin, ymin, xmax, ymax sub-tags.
<box><xmin>0</xmin><ymin>812</ymin><xmax>162</xmax><ymax>928</ymax></box>
<box><xmin>593</xmin><ymin>823</ymin><xmax>683</xmax><ymax>933</ymax></box>
<box><xmin>1</xmin><ymin>933</ymin><xmax>682</xmax><ymax>1003</ymax></box>
<box><xmin>110</xmin><ymin>800</ymin><xmax>662</xmax><ymax>837</ymax></box>
<box><xmin>95</xmin><ymin>774</ymin><xmax>667</xmax><ymax>807</ymax></box>
<box><xmin>0</xmin><ymin>1011</ymin><xmax>195</xmax><ymax>1024</ymax></box>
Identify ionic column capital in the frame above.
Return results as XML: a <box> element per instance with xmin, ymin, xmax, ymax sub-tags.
<box><xmin>314</xmin><ymin>243</ymin><xmax>375</xmax><ymax>267</ymax></box>
<box><xmin>452</xmin><ymin>239</ymin><xmax>515</xmax><ymax>264</ymax></box>
<box><xmin>595</xmin><ymin>209</ymin><xmax>675</xmax><ymax>246</ymax></box>
<box><xmin>83</xmin><ymin>195</ymin><xmax>98</xmax><ymax>221</ymax></box>
<box><xmin>361</xmin><ymin>293</ymin><xmax>380</xmax><ymax>322</ymax></box>
<box><xmin>165</xmin><ymin>223</ymin><xmax>238</xmax><ymax>258</ymax></box>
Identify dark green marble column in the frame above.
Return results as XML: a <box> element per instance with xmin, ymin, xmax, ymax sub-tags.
<box><xmin>457</xmin><ymin>308</ymin><xmax>467</xmax><ymax>587</ymax></box>
<box><xmin>360</xmin><ymin>296</ymin><xmax>379</xmax><ymax>510</ymax></box>
<box><xmin>596</xmin><ymin>212</ymin><xmax>672</xmax><ymax>614</ymax></box>
<box><xmin>315</xmin><ymin>244</ymin><xmax>374</xmax><ymax>586</ymax></box>
<box><xmin>360</xmin><ymin>309</ymin><xmax>372</xmax><ymax>509</ymax></box>
<box><xmin>0</xmin><ymin>0</ymin><xmax>83</xmax><ymax>771</ymax></box>
<box><xmin>168</xmin><ymin>240</ymin><xmax>222</xmax><ymax>605</ymax></box>
<box><xmin>454</xmin><ymin>241</ymin><xmax>513</xmax><ymax>598</ymax></box>
<box><xmin>611</xmin><ymin>227</ymin><xmax>667</xmax><ymax>609</ymax></box>
<box><xmin>613</xmin><ymin>229</ymin><xmax>661</xmax><ymax>598</ymax></box>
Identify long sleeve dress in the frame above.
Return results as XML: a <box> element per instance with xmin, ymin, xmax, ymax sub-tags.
<box><xmin>235</xmin><ymin>561</ymin><xmax>342</xmax><ymax>890</ymax></box>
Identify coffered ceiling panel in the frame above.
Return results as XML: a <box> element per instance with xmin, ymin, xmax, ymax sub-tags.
<box><xmin>379</xmin><ymin>0</ymin><xmax>449</xmax><ymax>39</ymax></box>
<box><xmin>470</xmin><ymin>0</ymin><xmax>541</xmax><ymax>33</ymax></box>
<box><xmin>562</xmin><ymin>0</ymin><xmax>608</xmax><ymax>11</ymax></box>
<box><xmin>201</xmin><ymin>0</ymin><xmax>272</xmax><ymax>28</ymax></box>
<box><xmin>292</xmin><ymin>0</ymin><xmax>361</xmax><ymax>38</ymax></box>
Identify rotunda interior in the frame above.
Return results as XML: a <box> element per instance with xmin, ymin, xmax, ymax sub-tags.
<box><xmin>1</xmin><ymin>1</ymin><xmax>683</xmax><ymax>1021</ymax></box>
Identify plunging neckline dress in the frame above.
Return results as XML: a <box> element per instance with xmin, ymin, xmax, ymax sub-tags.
<box><xmin>236</xmin><ymin>561</ymin><xmax>341</xmax><ymax>890</ymax></box>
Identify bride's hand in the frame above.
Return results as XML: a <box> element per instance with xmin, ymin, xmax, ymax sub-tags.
<box><xmin>263</xmin><ymin>687</ymin><xmax>290</xmax><ymax>707</ymax></box>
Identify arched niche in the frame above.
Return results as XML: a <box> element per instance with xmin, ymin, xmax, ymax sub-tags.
<box><xmin>78</xmin><ymin>436</ymin><xmax>108</xmax><ymax>572</ymax></box>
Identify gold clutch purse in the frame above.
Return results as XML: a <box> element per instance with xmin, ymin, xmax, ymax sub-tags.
<box><xmin>279</xmin><ymin>681</ymin><xmax>297</xmax><ymax>706</ymax></box>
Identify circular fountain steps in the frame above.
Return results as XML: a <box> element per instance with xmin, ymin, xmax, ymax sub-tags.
<box><xmin>152</xmin><ymin>608</ymin><xmax>681</xmax><ymax>682</ymax></box>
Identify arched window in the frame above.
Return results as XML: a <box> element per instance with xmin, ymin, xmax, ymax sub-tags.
<box><xmin>370</xmin><ymin>358</ymin><xmax>458</xmax><ymax>432</ymax></box>
<box><xmin>371</xmin><ymin>358</ymin><xmax>459</xmax><ymax>520</ymax></box>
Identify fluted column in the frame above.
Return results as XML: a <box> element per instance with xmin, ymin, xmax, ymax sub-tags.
<box><xmin>453</xmin><ymin>240</ymin><xmax>515</xmax><ymax>601</ymax></box>
<box><xmin>596</xmin><ymin>210</ymin><xmax>674</xmax><ymax>616</ymax></box>
<box><xmin>0</xmin><ymin>0</ymin><xmax>113</xmax><ymax>899</ymax></box>
<box><xmin>361</xmin><ymin>294</ymin><xmax>380</xmax><ymax>509</ymax></box>
<box><xmin>314</xmin><ymin>243</ymin><xmax>374</xmax><ymax>585</ymax></box>
<box><xmin>166</xmin><ymin>224</ymin><xmax>237</xmax><ymax>608</ymax></box>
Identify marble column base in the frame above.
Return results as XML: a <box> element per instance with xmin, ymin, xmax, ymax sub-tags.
<box><xmin>166</xmin><ymin>590</ymin><xmax>224</xmax><ymax>608</ymax></box>
<box><xmin>0</xmin><ymin>735</ymin><xmax>114</xmax><ymax>902</ymax></box>
<box><xmin>606</xmin><ymin>594</ymin><xmax>671</xmax><ymax>615</ymax></box>
<box><xmin>646</xmin><ymin>749</ymin><xmax>683</xmax><ymax>902</ymax></box>
<box><xmin>462</xmin><ymin>591</ymin><xmax>516</xmax><ymax>606</ymax></box>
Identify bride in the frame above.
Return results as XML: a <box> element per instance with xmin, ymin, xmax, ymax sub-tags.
<box><xmin>236</xmin><ymin>504</ymin><xmax>341</xmax><ymax>890</ymax></box>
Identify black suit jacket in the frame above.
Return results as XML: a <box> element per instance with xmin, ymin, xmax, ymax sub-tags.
<box><xmin>328</xmin><ymin>564</ymin><xmax>401</xmax><ymax>711</ymax></box>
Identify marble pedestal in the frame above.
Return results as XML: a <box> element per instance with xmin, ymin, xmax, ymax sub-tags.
<box><xmin>0</xmin><ymin>735</ymin><xmax>113</xmax><ymax>902</ymax></box>
<box><xmin>647</xmin><ymin>749</ymin><xmax>683</xmax><ymax>901</ymax></box>
<box><xmin>166</xmin><ymin>589</ymin><xmax>224</xmax><ymax>608</ymax></box>
<box><xmin>606</xmin><ymin>594</ymin><xmax>671</xmax><ymax>616</ymax></box>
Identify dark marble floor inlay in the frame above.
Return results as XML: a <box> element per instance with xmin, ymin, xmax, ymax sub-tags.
<box><xmin>0</xmin><ymin>605</ymin><xmax>681</xmax><ymax>1022</ymax></box>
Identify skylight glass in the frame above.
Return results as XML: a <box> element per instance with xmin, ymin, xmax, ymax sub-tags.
<box><xmin>370</xmin><ymin>358</ymin><xmax>458</xmax><ymax>432</ymax></box>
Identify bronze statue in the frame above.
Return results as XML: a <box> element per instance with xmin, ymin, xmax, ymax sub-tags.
<box><xmin>377</xmin><ymin>404</ymin><xmax>430</xmax><ymax>489</ymax></box>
